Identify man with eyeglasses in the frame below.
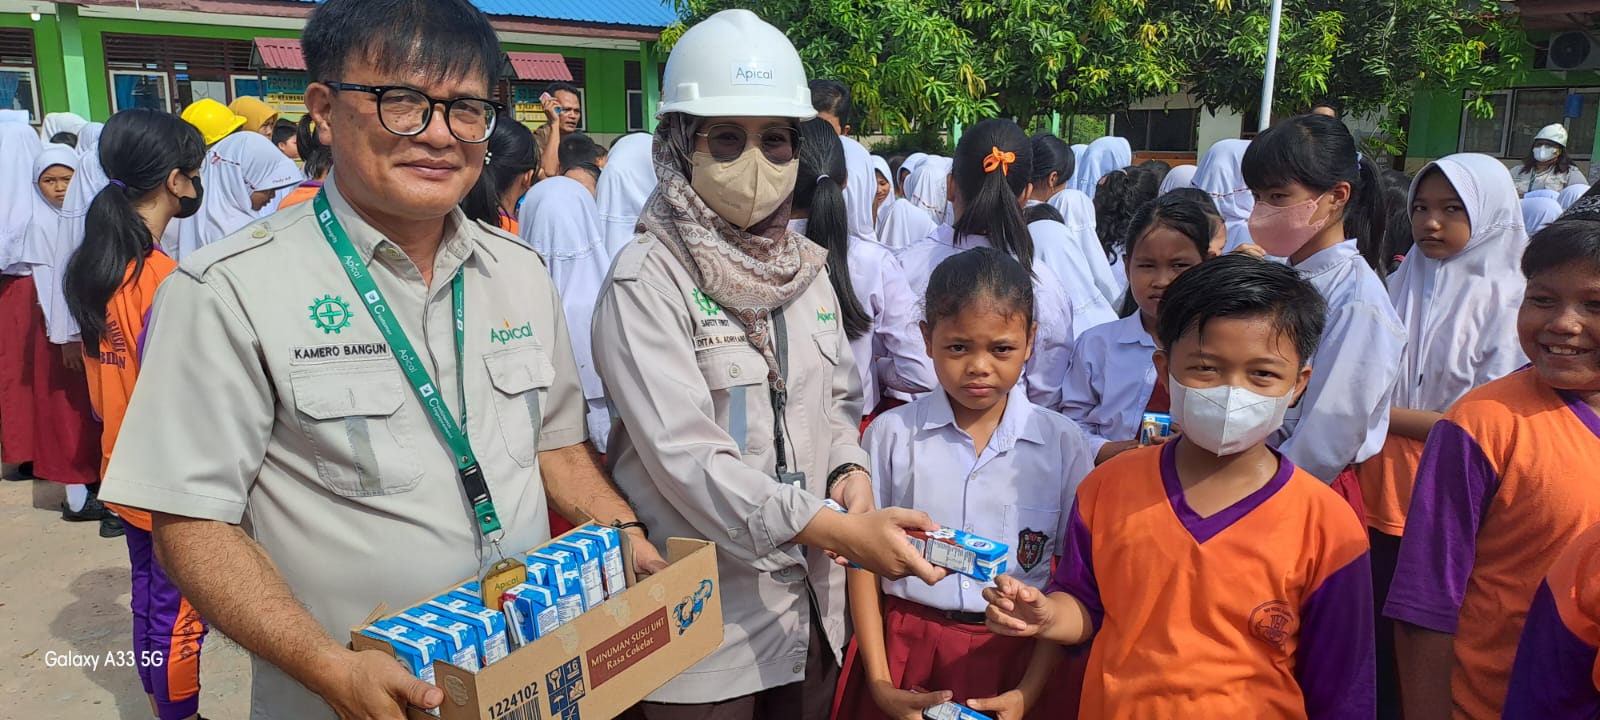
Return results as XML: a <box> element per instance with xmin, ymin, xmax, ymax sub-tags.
<box><xmin>97</xmin><ymin>1</ymin><xmax>662</xmax><ymax>719</ymax></box>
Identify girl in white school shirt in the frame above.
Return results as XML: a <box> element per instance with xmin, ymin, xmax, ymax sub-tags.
<box><xmin>1022</xmin><ymin>132</ymin><xmax>1117</xmax><ymax>337</ymax></box>
<box><xmin>838</xmin><ymin>247</ymin><xmax>1093</xmax><ymax>720</ymax></box>
<box><xmin>1059</xmin><ymin>192</ymin><xmax>1218</xmax><ymax>465</ymax></box>
<box><xmin>788</xmin><ymin>119</ymin><xmax>934</xmax><ymax>422</ymax></box>
<box><xmin>896</xmin><ymin>119</ymin><xmax>1076</xmax><ymax>409</ymax></box>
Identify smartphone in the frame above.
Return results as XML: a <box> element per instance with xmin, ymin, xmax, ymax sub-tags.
<box><xmin>540</xmin><ymin>92</ymin><xmax>564</xmax><ymax>115</ymax></box>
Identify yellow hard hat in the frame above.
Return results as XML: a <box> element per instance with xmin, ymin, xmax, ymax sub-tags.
<box><xmin>229</xmin><ymin>96</ymin><xmax>279</xmax><ymax>133</ymax></box>
<box><xmin>181</xmin><ymin>98</ymin><xmax>247</xmax><ymax>145</ymax></box>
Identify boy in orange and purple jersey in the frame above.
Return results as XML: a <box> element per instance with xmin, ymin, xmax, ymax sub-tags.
<box><xmin>985</xmin><ymin>254</ymin><xmax>1375</xmax><ymax>719</ymax></box>
<box><xmin>1384</xmin><ymin>216</ymin><xmax>1600</xmax><ymax>720</ymax></box>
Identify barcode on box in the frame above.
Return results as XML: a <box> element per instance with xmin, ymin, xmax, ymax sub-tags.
<box><xmin>505</xmin><ymin>703</ymin><xmax>542</xmax><ymax>720</ymax></box>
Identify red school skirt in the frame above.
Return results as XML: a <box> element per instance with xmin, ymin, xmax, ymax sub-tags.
<box><xmin>833</xmin><ymin>595</ymin><xmax>1084</xmax><ymax>720</ymax></box>
<box><xmin>27</xmin><ymin>303</ymin><xmax>101</xmax><ymax>486</ymax></box>
<box><xmin>1331</xmin><ymin>466</ymin><xmax>1366</xmax><ymax>525</ymax></box>
<box><xmin>0</xmin><ymin>274</ymin><xmax>39</xmax><ymax>465</ymax></box>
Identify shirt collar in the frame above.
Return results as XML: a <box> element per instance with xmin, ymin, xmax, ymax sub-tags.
<box><xmin>918</xmin><ymin>383</ymin><xmax>1046</xmax><ymax>451</ymax></box>
<box><xmin>1115</xmin><ymin>312</ymin><xmax>1157</xmax><ymax>348</ymax></box>
<box><xmin>322</xmin><ymin>172</ymin><xmax>476</xmax><ymax>271</ymax></box>
<box><xmin>1291</xmin><ymin>239</ymin><xmax>1359</xmax><ymax>278</ymax></box>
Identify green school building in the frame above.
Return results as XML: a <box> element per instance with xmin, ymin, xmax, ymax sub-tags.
<box><xmin>0</xmin><ymin>0</ymin><xmax>674</xmax><ymax>142</ymax></box>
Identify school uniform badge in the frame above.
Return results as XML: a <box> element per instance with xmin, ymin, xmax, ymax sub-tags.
<box><xmin>1016</xmin><ymin>528</ymin><xmax>1048</xmax><ymax>572</ymax></box>
<box><xmin>308</xmin><ymin>294</ymin><xmax>352</xmax><ymax>334</ymax></box>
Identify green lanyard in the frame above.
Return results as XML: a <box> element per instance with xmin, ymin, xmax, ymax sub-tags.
<box><xmin>312</xmin><ymin>191</ymin><xmax>504</xmax><ymax>543</ymax></box>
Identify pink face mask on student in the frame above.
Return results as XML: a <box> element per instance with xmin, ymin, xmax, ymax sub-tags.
<box><xmin>1248</xmin><ymin>194</ymin><xmax>1332</xmax><ymax>257</ymax></box>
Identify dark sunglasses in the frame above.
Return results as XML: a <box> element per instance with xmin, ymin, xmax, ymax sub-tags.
<box><xmin>695</xmin><ymin>123</ymin><xmax>799</xmax><ymax>164</ymax></box>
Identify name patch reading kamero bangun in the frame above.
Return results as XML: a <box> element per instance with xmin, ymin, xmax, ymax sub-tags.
<box><xmin>291</xmin><ymin>342</ymin><xmax>391</xmax><ymax>363</ymax></box>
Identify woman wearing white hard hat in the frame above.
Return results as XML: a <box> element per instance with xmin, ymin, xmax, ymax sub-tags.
<box><xmin>590</xmin><ymin>10</ymin><xmax>946</xmax><ymax>719</ymax></box>
<box><xmin>1512</xmin><ymin>123</ymin><xmax>1587</xmax><ymax>196</ymax></box>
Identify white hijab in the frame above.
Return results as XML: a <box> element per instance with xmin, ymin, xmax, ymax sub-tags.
<box><xmin>1390</xmin><ymin>153</ymin><xmax>1528</xmax><ymax>412</ymax></box>
<box><xmin>1522</xmin><ymin>196</ymin><xmax>1564</xmax><ymax>236</ymax></box>
<box><xmin>1525</xmin><ymin>188</ymin><xmax>1559</xmax><ymax>202</ymax></box>
<box><xmin>0</xmin><ymin>109</ymin><xmax>30</xmax><ymax>125</ymax></box>
<box><xmin>1159</xmin><ymin>164</ymin><xmax>1198</xmax><ymax>195</ymax></box>
<box><xmin>517</xmin><ymin>176</ymin><xmax>609</xmax><ymax>405</ymax></box>
<box><xmin>871</xmin><ymin>155</ymin><xmax>893</xmax><ymax>227</ymax></box>
<box><xmin>876</xmin><ymin>197</ymin><xmax>938</xmax><ymax>251</ymax></box>
<box><xmin>1047</xmin><ymin>187</ymin><xmax>1120</xmax><ymax>304</ymax></box>
<box><xmin>40</xmin><ymin>112</ymin><xmax>88</xmax><ymax>141</ymax></box>
<box><xmin>906</xmin><ymin>155</ymin><xmax>953</xmax><ymax>225</ymax></box>
<box><xmin>1559</xmin><ymin>184</ymin><xmax>1590</xmax><ymax>210</ymax></box>
<box><xmin>19</xmin><ymin>144</ymin><xmax>79</xmax><ymax>339</ymax></box>
<box><xmin>840</xmin><ymin>136</ymin><xmax>879</xmax><ymax>244</ymax></box>
<box><xmin>0</xmin><ymin>122</ymin><xmax>43</xmax><ymax>273</ymax></box>
<box><xmin>1071</xmin><ymin>136</ymin><xmax>1131</xmax><ymax>198</ymax></box>
<box><xmin>898</xmin><ymin>152</ymin><xmax>929</xmax><ymax>196</ymax></box>
<box><xmin>595</xmin><ymin>132</ymin><xmax>656</xmax><ymax>259</ymax></box>
<box><xmin>1193</xmin><ymin>139</ymin><xmax>1254</xmax><ymax>251</ymax></box>
<box><xmin>170</xmin><ymin>131</ymin><xmax>301</xmax><ymax>260</ymax></box>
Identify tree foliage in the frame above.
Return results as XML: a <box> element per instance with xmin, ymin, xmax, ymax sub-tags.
<box><xmin>663</xmin><ymin>0</ymin><xmax>1527</xmax><ymax>144</ymax></box>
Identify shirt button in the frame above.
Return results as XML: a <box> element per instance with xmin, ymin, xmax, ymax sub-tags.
<box><xmin>729</xmin><ymin>364</ymin><xmax>742</xmax><ymax>378</ymax></box>
<box><xmin>962</xmin><ymin>580</ymin><xmax>971</xmax><ymax>589</ymax></box>
<box><xmin>792</xmin><ymin>662</ymin><xmax>804</xmax><ymax>674</ymax></box>
<box><xmin>251</xmin><ymin>228</ymin><xmax>267</xmax><ymax>239</ymax></box>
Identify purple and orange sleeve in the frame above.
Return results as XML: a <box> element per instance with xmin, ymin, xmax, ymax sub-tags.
<box><xmin>1296</xmin><ymin>552</ymin><xmax>1376</xmax><ymax>719</ymax></box>
<box><xmin>1045</xmin><ymin>499</ymin><xmax>1104</xmax><ymax>632</ymax></box>
<box><xmin>1503</xmin><ymin>581</ymin><xmax>1600</xmax><ymax>717</ymax></box>
<box><xmin>1382</xmin><ymin>420</ymin><xmax>1500</xmax><ymax>633</ymax></box>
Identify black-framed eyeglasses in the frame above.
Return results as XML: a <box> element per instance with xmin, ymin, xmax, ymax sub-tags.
<box><xmin>695</xmin><ymin>124</ymin><xmax>799</xmax><ymax>164</ymax></box>
<box><xmin>323</xmin><ymin>82</ymin><xmax>503</xmax><ymax>144</ymax></box>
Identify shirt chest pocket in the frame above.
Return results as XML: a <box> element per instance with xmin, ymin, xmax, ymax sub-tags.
<box><xmin>696</xmin><ymin>349</ymin><xmax>770</xmax><ymax>457</ymax></box>
<box><xmin>290</xmin><ymin>364</ymin><xmax>426</xmax><ymax>497</ymax></box>
<box><xmin>484</xmin><ymin>345</ymin><xmax>555</xmax><ymax>468</ymax></box>
<box><xmin>1005</xmin><ymin>504</ymin><xmax>1063</xmax><ymax>578</ymax></box>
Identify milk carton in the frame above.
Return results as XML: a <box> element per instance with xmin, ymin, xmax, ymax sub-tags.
<box><xmin>501</xmin><ymin>582</ymin><xmax>563</xmax><ymax>648</ymax></box>
<box><xmin>924</xmin><ymin>701</ymin><xmax>990</xmax><ymax>720</ymax></box>
<box><xmin>424</xmin><ymin>595</ymin><xmax>510</xmax><ymax>666</ymax></box>
<box><xmin>549</xmin><ymin>539</ymin><xmax>606</xmax><ymax>609</ymax></box>
<box><xmin>394</xmin><ymin>607</ymin><xmax>481</xmax><ymax>673</ymax></box>
<box><xmin>907</xmin><ymin>528</ymin><xmax>1009</xmax><ymax>582</ymax></box>
<box><xmin>527</xmin><ymin>550</ymin><xmax>587</xmax><ymax>622</ymax></box>
<box><xmin>359</xmin><ymin>620</ymin><xmax>443</xmax><ymax>714</ymax></box>
<box><xmin>571</xmin><ymin>525</ymin><xmax>627</xmax><ymax>598</ymax></box>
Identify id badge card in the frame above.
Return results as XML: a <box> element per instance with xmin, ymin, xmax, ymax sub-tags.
<box><xmin>479</xmin><ymin>557</ymin><xmax>527</xmax><ymax>611</ymax></box>
<box><xmin>778</xmin><ymin>470</ymin><xmax>807</xmax><ymax>490</ymax></box>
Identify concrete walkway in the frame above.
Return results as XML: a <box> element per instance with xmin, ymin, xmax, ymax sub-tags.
<box><xmin>0</xmin><ymin>473</ymin><xmax>251</xmax><ymax>718</ymax></box>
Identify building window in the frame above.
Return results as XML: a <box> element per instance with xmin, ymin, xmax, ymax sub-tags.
<box><xmin>104</xmin><ymin>34</ymin><xmax>254</xmax><ymax>114</ymax></box>
<box><xmin>626</xmin><ymin>60</ymin><xmax>645</xmax><ymax>132</ymax></box>
<box><xmin>1113</xmin><ymin>108</ymin><xmax>1199</xmax><ymax>152</ymax></box>
<box><xmin>110</xmin><ymin>70</ymin><xmax>172</xmax><ymax>112</ymax></box>
<box><xmin>0</xmin><ymin>67</ymin><xmax>39</xmax><ymax>124</ymax></box>
<box><xmin>1460</xmin><ymin>88</ymin><xmax>1600</xmax><ymax>160</ymax></box>
<box><xmin>232</xmin><ymin>74</ymin><xmax>308</xmax><ymax>119</ymax></box>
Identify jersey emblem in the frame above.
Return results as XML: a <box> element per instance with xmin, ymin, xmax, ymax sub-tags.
<box><xmin>1016</xmin><ymin>528</ymin><xmax>1049</xmax><ymax>572</ymax></box>
<box><xmin>1248</xmin><ymin>600</ymin><xmax>1297</xmax><ymax>650</ymax></box>
<box><xmin>309</xmin><ymin>294</ymin><xmax>352</xmax><ymax>335</ymax></box>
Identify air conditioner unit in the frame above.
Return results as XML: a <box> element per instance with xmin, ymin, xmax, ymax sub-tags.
<box><xmin>1545</xmin><ymin>32</ymin><xmax>1600</xmax><ymax>71</ymax></box>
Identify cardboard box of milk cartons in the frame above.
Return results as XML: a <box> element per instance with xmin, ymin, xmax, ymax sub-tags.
<box><xmin>350</xmin><ymin>524</ymin><xmax>723</xmax><ymax>720</ymax></box>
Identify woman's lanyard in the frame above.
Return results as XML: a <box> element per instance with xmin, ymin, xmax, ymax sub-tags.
<box><xmin>311</xmin><ymin>191</ymin><xmax>506</xmax><ymax>555</ymax></box>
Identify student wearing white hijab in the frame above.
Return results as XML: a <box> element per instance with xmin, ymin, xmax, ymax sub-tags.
<box><xmin>0</xmin><ymin>122</ymin><xmax>43</xmax><ymax>474</ymax></box>
<box><xmin>1071</xmin><ymin>136</ymin><xmax>1131</xmax><ymax>198</ymax></box>
<box><xmin>595</xmin><ymin>132</ymin><xmax>657</xmax><ymax>259</ymax></box>
<box><xmin>896</xmin><ymin>151</ymin><xmax>928</xmax><ymax>197</ymax></box>
<box><xmin>19</xmin><ymin>144</ymin><xmax>79</xmax><ymax>343</ymax></box>
<box><xmin>1558</xmin><ymin>183</ymin><xmax>1590</xmax><ymax>210</ymax></box>
<box><xmin>1522</xmin><ymin>195</ymin><xmax>1564</xmax><ymax>236</ymax></box>
<box><xmin>871</xmin><ymin>155</ymin><xmax>894</xmax><ymax>227</ymax></box>
<box><xmin>1192</xmin><ymin>138</ymin><xmax>1255</xmax><ymax>252</ymax></box>
<box><xmin>1026</xmin><ymin>133</ymin><xmax>1117</xmax><ymax>334</ymax></box>
<box><xmin>40</xmin><ymin>112</ymin><xmax>88</xmax><ymax>142</ymax></box>
<box><xmin>517</xmin><ymin>175</ymin><xmax>613</xmax><ymax>449</ymax></box>
<box><xmin>875</xmin><ymin>193</ymin><xmax>937</xmax><ymax>251</ymax></box>
<box><xmin>33</xmin><ymin>123</ymin><xmax>104</xmax><ymax>346</ymax></box>
<box><xmin>905</xmin><ymin>155</ymin><xmax>953</xmax><ymax>225</ymax></box>
<box><xmin>1359</xmin><ymin>156</ymin><xmax>1528</xmax><ymax>701</ymax></box>
<box><xmin>839</xmin><ymin>135</ymin><xmax>880</xmax><ymax>244</ymax></box>
<box><xmin>167</xmin><ymin>131</ymin><xmax>300</xmax><ymax>260</ymax></box>
<box><xmin>1158</xmin><ymin>164</ymin><xmax>1198</xmax><ymax>195</ymax></box>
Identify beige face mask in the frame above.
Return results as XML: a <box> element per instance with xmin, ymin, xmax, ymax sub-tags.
<box><xmin>690</xmin><ymin>147</ymin><xmax>797</xmax><ymax>229</ymax></box>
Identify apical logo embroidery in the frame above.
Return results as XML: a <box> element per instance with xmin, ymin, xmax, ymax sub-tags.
<box><xmin>490</xmin><ymin>319</ymin><xmax>534</xmax><ymax>345</ymax></box>
<box><xmin>1247</xmin><ymin>600</ymin><xmax>1296</xmax><ymax>650</ymax></box>
<box><xmin>816</xmin><ymin>305</ymin><xmax>837</xmax><ymax>324</ymax></box>
<box><xmin>693</xmin><ymin>289</ymin><xmax>721</xmax><ymax>316</ymax></box>
<box><xmin>673</xmin><ymin>579</ymin><xmax>715</xmax><ymax>635</ymax></box>
<box><xmin>308</xmin><ymin>294</ymin><xmax>352</xmax><ymax>334</ymax></box>
<box><xmin>1016</xmin><ymin>529</ymin><xmax>1049</xmax><ymax>572</ymax></box>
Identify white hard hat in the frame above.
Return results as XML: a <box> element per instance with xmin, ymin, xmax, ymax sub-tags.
<box><xmin>1535</xmin><ymin>123</ymin><xmax>1569</xmax><ymax>147</ymax></box>
<box><xmin>657</xmin><ymin>9</ymin><xmax>816</xmax><ymax>120</ymax></box>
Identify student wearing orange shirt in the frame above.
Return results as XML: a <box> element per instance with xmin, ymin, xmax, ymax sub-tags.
<box><xmin>1504</xmin><ymin>520</ymin><xmax>1600</xmax><ymax>716</ymax></box>
<box><xmin>276</xmin><ymin>115</ymin><xmax>331</xmax><ymax>212</ymax></box>
<box><xmin>1386</xmin><ymin>212</ymin><xmax>1600</xmax><ymax>720</ymax></box>
<box><xmin>62</xmin><ymin>108</ymin><xmax>210</xmax><ymax>720</ymax></box>
<box><xmin>986</xmin><ymin>254</ymin><xmax>1375</xmax><ymax>719</ymax></box>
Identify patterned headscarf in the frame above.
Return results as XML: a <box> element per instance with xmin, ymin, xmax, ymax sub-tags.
<box><xmin>638</xmin><ymin>114</ymin><xmax>826</xmax><ymax>392</ymax></box>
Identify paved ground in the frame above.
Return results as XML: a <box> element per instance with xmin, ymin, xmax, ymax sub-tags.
<box><xmin>0</xmin><ymin>470</ymin><xmax>251</xmax><ymax>719</ymax></box>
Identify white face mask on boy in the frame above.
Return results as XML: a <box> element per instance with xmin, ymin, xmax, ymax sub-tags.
<box><xmin>1168</xmin><ymin>375</ymin><xmax>1297</xmax><ymax>456</ymax></box>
